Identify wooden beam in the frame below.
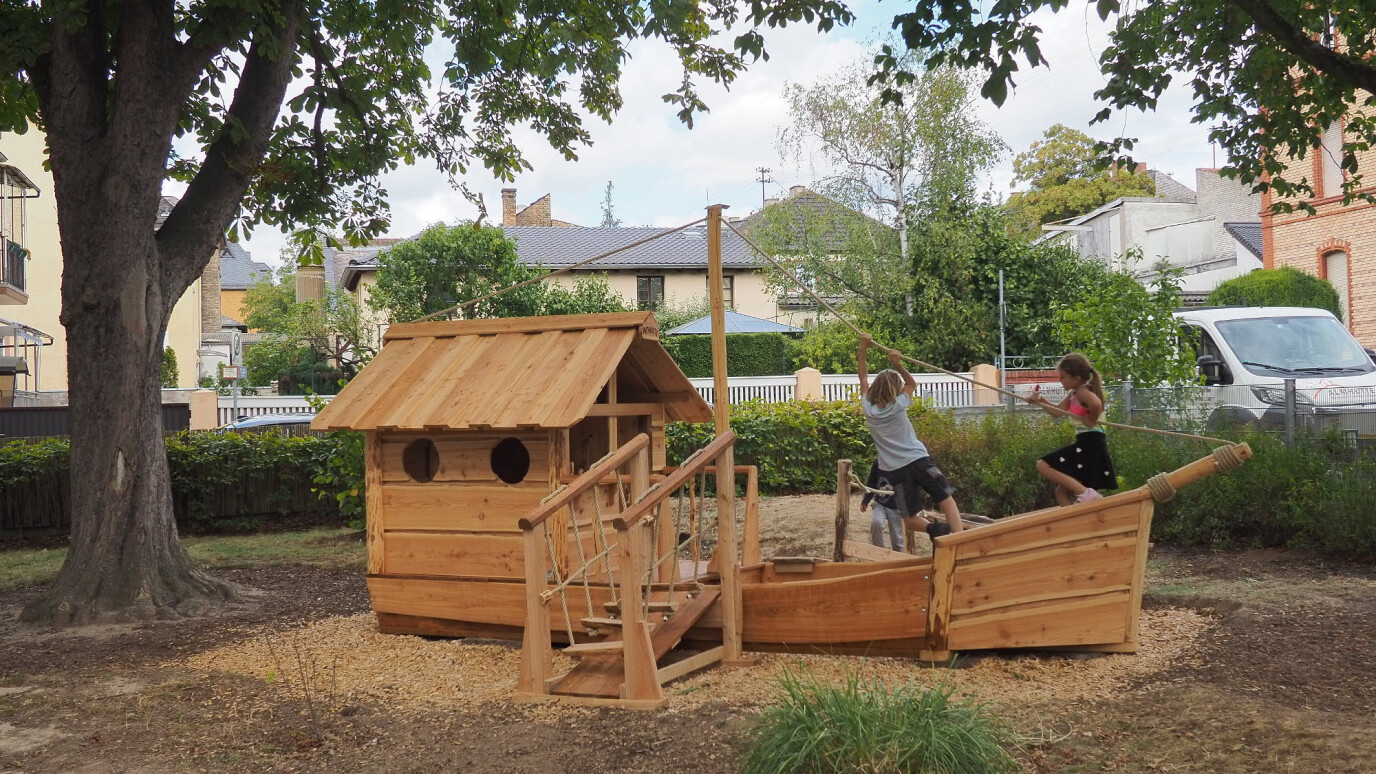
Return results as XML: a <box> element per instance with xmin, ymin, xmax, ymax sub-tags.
<box><xmin>612</xmin><ymin>431</ymin><xmax>736</xmax><ymax>530</ymax></box>
<box><xmin>742</xmin><ymin>466</ymin><xmax>761</xmax><ymax>566</ymax></box>
<box><xmin>617</xmin><ymin>521</ymin><xmax>664</xmax><ymax>703</ymax></box>
<box><xmin>656</xmin><ymin>646</ymin><xmax>724</xmax><ymax>685</ymax></box>
<box><xmin>384</xmin><ymin>311</ymin><xmax>658</xmax><ymax>341</ymax></box>
<box><xmin>366</xmin><ymin>433</ymin><xmax>385</xmax><ymax>575</ymax></box>
<box><xmin>517</xmin><ymin>526</ymin><xmax>553</xmax><ymax>695</ymax></box>
<box><xmin>585</xmin><ymin>403</ymin><xmax>663</xmax><ymax>417</ymax></box>
<box><xmin>835</xmin><ymin>459</ymin><xmax>852</xmax><ymax>563</ymax></box>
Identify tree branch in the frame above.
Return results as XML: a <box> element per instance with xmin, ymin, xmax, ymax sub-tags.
<box><xmin>1230</xmin><ymin>0</ymin><xmax>1376</xmax><ymax>94</ymax></box>
<box><xmin>157</xmin><ymin>0</ymin><xmax>305</xmax><ymax>297</ymax></box>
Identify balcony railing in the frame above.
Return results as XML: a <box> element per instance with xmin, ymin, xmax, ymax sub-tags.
<box><xmin>1</xmin><ymin>237</ymin><xmax>25</xmax><ymax>294</ymax></box>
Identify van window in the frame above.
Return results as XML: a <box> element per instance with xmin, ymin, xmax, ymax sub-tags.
<box><xmin>1215</xmin><ymin>316</ymin><xmax>1374</xmax><ymax>376</ymax></box>
<box><xmin>1181</xmin><ymin>325</ymin><xmax>1231</xmax><ymax>384</ymax></box>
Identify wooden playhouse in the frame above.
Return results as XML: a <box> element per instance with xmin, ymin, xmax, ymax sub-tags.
<box><xmin>311</xmin><ymin>311</ymin><xmax>717</xmax><ymax>641</ymax></box>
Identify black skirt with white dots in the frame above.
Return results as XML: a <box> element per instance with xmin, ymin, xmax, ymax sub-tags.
<box><xmin>1041</xmin><ymin>431</ymin><xmax>1117</xmax><ymax>490</ymax></box>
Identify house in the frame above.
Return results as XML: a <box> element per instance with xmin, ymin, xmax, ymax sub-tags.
<box><xmin>735</xmin><ymin>185</ymin><xmax>893</xmax><ymax>326</ymax></box>
<box><xmin>0</xmin><ymin>141</ymin><xmax>45</xmax><ymax>404</ymax></box>
<box><xmin>1039</xmin><ymin>168</ymin><xmax>1263</xmax><ymax>304</ymax></box>
<box><xmin>1261</xmin><ymin>112</ymin><xmax>1376</xmax><ymax>345</ymax></box>
<box><xmin>0</xmin><ymin>127</ymin><xmax>264</xmax><ymax>396</ymax></box>
<box><xmin>335</xmin><ymin>188</ymin><xmax>826</xmax><ymax>332</ymax></box>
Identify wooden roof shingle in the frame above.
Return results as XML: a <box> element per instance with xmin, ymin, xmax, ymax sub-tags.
<box><xmin>312</xmin><ymin>312</ymin><xmax>712</xmax><ymax>431</ymax></box>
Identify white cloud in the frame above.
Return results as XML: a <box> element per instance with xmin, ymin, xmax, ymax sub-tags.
<box><xmin>228</xmin><ymin>3</ymin><xmax>1224</xmax><ymax>265</ymax></box>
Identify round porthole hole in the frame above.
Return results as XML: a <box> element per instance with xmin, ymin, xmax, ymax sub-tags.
<box><xmin>491</xmin><ymin>438</ymin><xmax>530</xmax><ymax>485</ymax></box>
<box><xmin>402</xmin><ymin>438</ymin><xmax>440</xmax><ymax>483</ymax></box>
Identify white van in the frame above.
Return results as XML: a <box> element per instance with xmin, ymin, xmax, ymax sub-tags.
<box><xmin>1174</xmin><ymin>306</ymin><xmax>1376</xmax><ymax>433</ymax></box>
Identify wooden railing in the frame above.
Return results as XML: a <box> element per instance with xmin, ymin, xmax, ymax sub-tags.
<box><xmin>515</xmin><ymin>431</ymin><xmax>744</xmax><ymax>707</ymax></box>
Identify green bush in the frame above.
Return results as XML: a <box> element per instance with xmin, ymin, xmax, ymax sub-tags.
<box><xmin>669</xmin><ymin>399</ymin><xmax>1376</xmax><ymax>560</ymax></box>
<box><xmin>740</xmin><ymin>669</ymin><xmax>1016</xmax><ymax>774</ymax></box>
<box><xmin>662</xmin><ymin>333</ymin><xmax>797</xmax><ymax>378</ymax></box>
<box><xmin>1207</xmin><ymin>266</ymin><xmax>1343</xmax><ymax>320</ymax></box>
<box><xmin>160</xmin><ymin>347</ymin><xmax>179</xmax><ymax>388</ymax></box>
<box><xmin>1</xmin><ymin>431</ymin><xmax>354</xmax><ymax>535</ymax></box>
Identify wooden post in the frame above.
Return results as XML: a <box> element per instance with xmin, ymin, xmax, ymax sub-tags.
<box><xmin>516</xmin><ymin>525</ymin><xmax>553</xmax><ymax>697</ymax></box>
<box><xmin>834</xmin><ymin>459</ymin><xmax>851</xmax><ymax>563</ymax></box>
<box><xmin>706</xmin><ymin>203</ymin><xmax>745</xmax><ymax>664</ymax></box>
<box><xmin>365</xmin><ymin>433</ymin><xmax>385</xmax><ymax>575</ymax></box>
<box><xmin>616</xmin><ymin>521</ymin><xmax>664</xmax><ymax>704</ymax></box>
<box><xmin>742</xmin><ymin>466</ymin><xmax>761</xmax><ymax>566</ymax></box>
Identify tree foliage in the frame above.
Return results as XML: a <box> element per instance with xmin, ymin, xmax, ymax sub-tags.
<box><xmin>159</xmin><ymin>348</ymin><xmax>179</xmax><ymax>388</ymax></box>
<box><xmin>875</xmin><ymin>4</ymin><xmax>1376</xmax><ymax>212</ymax></box>
<box><xmin>1006</xmin><ymin>124</ymin><xmax>1155</xmax><ymax>232</ymax></box>
<box><xmin>240</xmin><ymin>266</ymin><xmax>379</xmax><ymax>387</ymax></box>
<box><xmin>1207</xmin><ymin>267</ymin><xmax>1343</xmax><ymax>320</ymax></box>
<box><xmin>367</xmin><ymin>222</ymin><xmax>627</xmax><ymax>323</ymax></box>
<box><xmin>1054</xmin><ymin>263</ymin><xmax>1199</xmax><ymax>386</ymax></box>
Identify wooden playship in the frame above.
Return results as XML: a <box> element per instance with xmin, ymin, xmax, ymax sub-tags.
<box><xmin>314</xmin><ymin>206</ymin><xmax>1253</xmax><ymax>709</ymax></box>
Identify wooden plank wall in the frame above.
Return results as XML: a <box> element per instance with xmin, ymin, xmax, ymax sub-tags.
<box><xmin>375</xmin><ymin>430</ymin><xmax>551</xmax><ymax>579</ymax></box>
<box><xmin>938</xmin><ymin>493</ymin><xmax>1155</xmax><ymax>652</ymax></box>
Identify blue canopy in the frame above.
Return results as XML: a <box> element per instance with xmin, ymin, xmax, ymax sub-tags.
<box><xmin>665</xmin><ymin>309</ymin><xmax>806</xmax><ymax>336</ymax></box>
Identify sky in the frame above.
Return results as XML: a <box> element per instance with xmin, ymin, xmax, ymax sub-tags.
<box><xmin>218</xmin><ymin>1</ymin><xmax>1220</xmax><ymax>266</ymax></box>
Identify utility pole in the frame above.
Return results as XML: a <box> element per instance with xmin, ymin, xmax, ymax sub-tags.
<box><xmin>756</xmin><ymin>167</ymin><xmax>772</xmax><ymax>210</ymax></box>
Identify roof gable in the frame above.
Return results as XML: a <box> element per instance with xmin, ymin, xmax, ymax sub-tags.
<box><xmin>312</xmin><ymin>312</ymin><xmax>712</xmax><ymax>431</ymax></box>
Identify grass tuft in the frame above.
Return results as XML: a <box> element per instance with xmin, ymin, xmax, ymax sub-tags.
<box><xmin>741</xmin><ymin>668</ymin><xmax>1016</xmax><ymax>774</ymax></box>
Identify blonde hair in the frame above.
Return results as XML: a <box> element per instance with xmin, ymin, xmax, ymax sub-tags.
<box><xmin>866</xmin><ymin>369</ymin><xmax>903</xmax><ymax>407</ymax></box>
<box><xmin>1059</xmin><ymin>352</ymin><xmax>1104</xmax><ymax>403</ymax></box>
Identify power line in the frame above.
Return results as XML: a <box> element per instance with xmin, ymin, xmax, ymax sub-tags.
<box><xmin>756</xmin><ymin>167</ymin><xmax>773</xmax><ymax>210</ymax></box>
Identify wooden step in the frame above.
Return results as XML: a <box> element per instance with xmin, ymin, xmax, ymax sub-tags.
<box><xmin>580</xmin><ymin>616</ymin><xmax>625</xmax><ymax>630</ymax></box>
<box><xmin>551</xmin><ymin>588</ymin><xmax>723</xmax><ymax>699</ymax></box>
<box><xmin>562</xmin><ymin>641</ymin><xmax>625</xmax><ymax>656</ymax></box>
<box><xmin>604</xmin><ymin>600</ymin><xmax>678</xmax><ymax>616</ymax></box>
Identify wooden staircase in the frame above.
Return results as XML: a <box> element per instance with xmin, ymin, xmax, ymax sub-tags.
<box><xmin>551</xmin><ymin>587</ymin><xmax>722</xmax><ymax>700</ymax></box>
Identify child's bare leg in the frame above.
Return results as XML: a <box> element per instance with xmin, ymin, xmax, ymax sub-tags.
<box><xmin>1037</xmin><ymin>460</ymin><xmax>1088</xmax><ymax>496</ymax></box>
<box><xmin>1054</xmin><ymin>486</ymin><xmax>1072</xmax><ymax>507</ymax></box>
<box><xmin>936</xmin><ymin>496</ymin><xmax>964</xmax><ymax>532</ymax></box>
<box><xmin>901</xmin><ymin>513</ymin><xmax>930</xmax><ymax>533</ymax></box>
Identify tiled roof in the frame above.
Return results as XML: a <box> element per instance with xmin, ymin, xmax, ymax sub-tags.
<box><xmin>502</xmin><ymin>225</ymin><xmax>757</xmax><ymax>269</ymax></box>
<box><xmin>221</xmin><ymin>242</ymin><xmax>271</xmax><ymax>290</ymax></box>
<box><xmin>1223</xmin><ymin>222</ymin><xmax>1263</xmax><ymax>260</ymax></box>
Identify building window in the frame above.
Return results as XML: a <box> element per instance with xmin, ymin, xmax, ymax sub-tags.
<box><xmin>1320</xmin><ymin>122</ymin><xmax>1344</xmax><ymax>198</ymax></box>
<box><xmin>1324</xmin><ymin>250</ymin><xmax>1350</xmax><ymax>325</ymax></box>
<box><xmin>706</xmin><ymin>274</ymin><xmax>734</xmax><ymax>309</ymax></box>
<box><xmin>637</xmin><ymin>275</ymin><xmax>664</xmax><ymax>310</ymax></box>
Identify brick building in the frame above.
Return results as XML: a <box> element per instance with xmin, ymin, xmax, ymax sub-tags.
<box><xmin>1262</xmin><ymin>97</ymin><xmax>1376</xmax><ymax>346</ymax></box>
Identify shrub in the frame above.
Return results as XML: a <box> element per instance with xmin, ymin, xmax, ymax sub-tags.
<box><xmin>1207</xmin><ymin>266</ymin><xmax>1343</xmax><ymax>320</ymax></box>
<box><xmin>662</xmin><ymin>333</ymin><xmax>797</xmax><ymax>378</ymax></box>
<box><xmin>740</xmin><ymin>669</ymin><xmax>1016</xmax><ymax>774</ymax></box>
<box><xmin>160</xmin><ymin>347</ymin><xmax>179</xmax><ymax>388</ymax></box>
<box><xmin>1</xmin><ymin>432</ymin><xmax>352</xmax><ymax>535</ymax></box>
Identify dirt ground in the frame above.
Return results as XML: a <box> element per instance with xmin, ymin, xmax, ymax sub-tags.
<box><xmin>2</xmin><ymin>495</ymin><xmax>1375</xmax><ymax>773</ymax></box>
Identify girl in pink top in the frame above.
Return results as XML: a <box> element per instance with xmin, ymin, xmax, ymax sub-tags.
<box><xmin>1026</xmin><ymin>353</ymin><xmax>1117</xmax><ymax>505</ymax></box>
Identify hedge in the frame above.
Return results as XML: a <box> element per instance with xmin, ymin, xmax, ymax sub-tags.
<box><xmin>5</xmin><ymin>401</ymin><xmax>1373</xmax><ymax>560</ymax></box>
<box><xmin>669</xmin><ymin>399</ymin><xmax>1376</xmax><ymax>561</ymax></box>
<box><xmin>1207</xmin><ymin>266</ymin><xmax>1343</xmax><ymax>320</ymax></box>
<box><xmin>663</xmin><ymin>333</ymin><xmax>797</xmax><ymax>377</ymax></box>
<box><xmin>0</xmin><ymin>431</ymin><xmax>355</xmax><ymax>536</ymax></box>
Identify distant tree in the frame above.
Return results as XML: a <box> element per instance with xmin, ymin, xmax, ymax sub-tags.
<box><xmin>599</xmin><ymin>181</ymin><xmax>622</xmax><ymax>228</ymax></box>
<box><xmin>778</xmin><ymin>48</ymin><xmax>1005</xmax><ymax>314</ymax></box>
<box><xmin>240</xmin><ymin>266</ymin><xmax>380</xmax><ymax>385</ymax></box>
<box><xmin>368</xmin><ymin>224</ymin><xmax>545</xmax><ymax>322</ymax></box>
<box><xmin>1054</xmin><ymin>263</ymin><xmax>1199</xmax><ymax>386</ymax></box>
<box><xmin>1006</xmin><ymin>124</ymin><xmax>1156</xmax><ymax>233</ymax></box>
<box><xmin>652</xmin><ymin>295</ymin><xmax>713</xmax><ymax>334</ymax></box>
<box><xmin>159</xmin><ymin>349</ymin><xmax>179</xmax><ymax>388</ymax></box>
<box><xmin>1207</xmin><ymin>267</ymin><xmax>1343</xmax><ymax>320</ymax></box>
<box><xmin>541</xmin><ymin>275</ymin><xmax>630</xmax><ymax>316</ymax></box>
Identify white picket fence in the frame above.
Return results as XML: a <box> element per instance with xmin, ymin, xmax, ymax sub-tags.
<box><xmin>218</xmin><ymin>372</ymin><xmax>977</xmax><ymax>425</ymax></box>
<box><xmin>687</xmin><ymin>373</ymin><xmax>974</xmax><ymax>408</ymax></box>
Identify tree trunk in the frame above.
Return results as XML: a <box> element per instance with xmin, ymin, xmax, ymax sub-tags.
<box><xmin>20</xmin><ymin>227</ymin><xmax>238</xmax><ymax>625</ymax></box>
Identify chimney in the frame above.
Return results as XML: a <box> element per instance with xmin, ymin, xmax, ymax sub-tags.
<box><xmin>501</xmin><ymin>188</ymin><xmax>517</xmax><ymax>226</ymax></box>
<box><xmin>789</xmin><ymin>185</ymin><xmax>807</xmax><ymax>197</ymax></box>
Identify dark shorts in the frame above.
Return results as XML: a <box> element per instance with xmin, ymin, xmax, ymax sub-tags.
<box><xmin>871</xmin><ymin>456</ymin><xmax>956</xmax><ymax>519</ymax></box>
<box><xmin>1040</xmin><ymin>431</ymin><xmax>1117</xmax><ymax>490</ymax></box>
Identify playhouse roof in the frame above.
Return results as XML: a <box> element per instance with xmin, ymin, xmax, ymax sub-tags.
<box><xmin>311</xmin><ymin>312</ymin><xmax>712</xmax><ymax>431</ymax></box>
